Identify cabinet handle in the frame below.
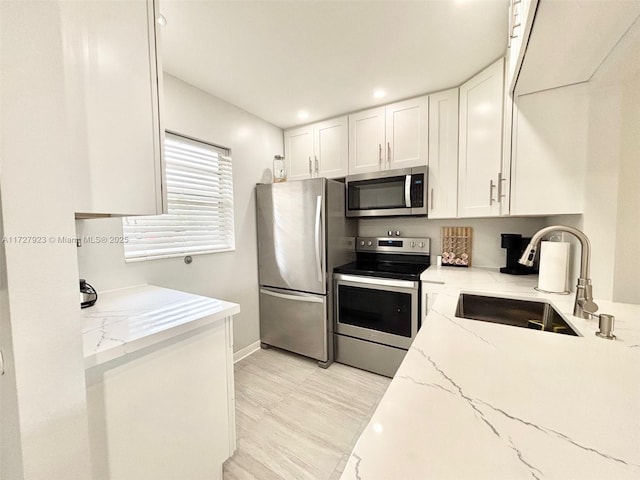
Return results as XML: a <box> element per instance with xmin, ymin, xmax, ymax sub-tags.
<box><xmin>308</xmin><ymin>157</ymin><xmax>312</xmax><ymax>175</ymax></box>
<box><xmin>314</xmin><ymin>156</ymin><xmax>318</xmax><ymax>175</ymax></box>
<box><xmin>387</xmin><ymin>142</ymin><xmax>391</xmax><ymax>166</ymax></box>
<box><xmin>430</xmin><ymin>188</ymin><xmax>434</xmax><ymax>210</ymax></box>
<box><xmin>498</xmin><ymin>172</ymin><xmax>507</xmax><ymax>201</ymax></box>
<box><xmin>489</xmin><ymin>179</ymin><xmax>496</xmax><ymax>205</ymax></box>
<box><xmin>379</xmin><ymin>144</ymin><xmax>382</xmax><ymax>165</ymax></box>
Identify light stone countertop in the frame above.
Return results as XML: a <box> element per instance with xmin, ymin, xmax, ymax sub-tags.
<box><xmin>81</xmin><ymin>284</ymin><xmax>240</xmax><ymax>369</ymax></box>
<box><xmin>341</xmin><ymin>267</ymin><xmax>640</xmax><ymax>479</ymax></box>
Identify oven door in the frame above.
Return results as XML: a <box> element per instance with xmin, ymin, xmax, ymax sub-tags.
<box><xmin>334</xmin><ymin>273</ymin><xmax>419</xmax><ymax>349</ymax></box>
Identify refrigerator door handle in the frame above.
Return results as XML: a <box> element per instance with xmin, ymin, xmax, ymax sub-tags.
<box><xmin>314</xmin><ymin>195</ymin><xmax>323</xmax><ymax>283</ymax></box>
<box><xmin>260</xmin><ymin>287</ymin><xmax>324</xmax><ymax>303</ymax></box>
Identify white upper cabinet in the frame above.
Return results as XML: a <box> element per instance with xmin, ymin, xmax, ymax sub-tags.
<box><xmin>510</xmin><ymin>83</ymin><xmax>588</xmax><ymax>215</ymax></box>
<box><xmin>284</xmin><ymin>115</ymin><xmax>348</xmax><ymax>180</ymax></box>
<box><xmin>348</xmin><ymin>107</ymin><xmax>386</xmax><ymax>174</ymax></box>
<box><xmin>284</xmin><ymin>126</ymin><xmax>314</xmax><ymax>180</ymax></box>
<box><xmin>515</xmin><ymin>0</ymin><xmax>640</xmax><ymax>95</ymax></box>
<box><xmin>314</xmin><ymin>117</ymin><xmax>349</xmax><ymax>178</ymax></box>
<box><xmin>348</xmin><ymin>97</ymin><xmax>428</xmax><ymax>175</ymax></box>
<box><xmin>61</xmin><ymin>0</ymin><xmax>165</xmax><ymax>217</ymax></box>
<box><xmin>427</xmin><ymin>89</ymin><xmax>459</xmax><ymax>219</ymax></box>
<box><xmin>385</xmin><ymin>97</ymin><xmax>429</xmax><ymax>170</ymax></box>
<box><xmin>506</xmin><ymin>0</ymin><xmax>538</xmax><ymax>93</ymax></box>
<box><xmin>458</xmin><ymin>59</ymin><xmax>505</xmax><ymax>218</ymax></box>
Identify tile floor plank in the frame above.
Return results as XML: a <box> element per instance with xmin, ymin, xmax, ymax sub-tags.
<box><xmin>224</xmin><ymin>348</ymin><xmax>390</xmax><ymax>480</ymax></box>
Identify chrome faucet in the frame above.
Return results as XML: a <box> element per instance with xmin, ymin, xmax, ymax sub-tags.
<box><xmin>518</xmin><ymin>225</ymin><xmax>598</xmax><ymax>319</ymax></box>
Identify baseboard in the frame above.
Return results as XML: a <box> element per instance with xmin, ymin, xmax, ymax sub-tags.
<box><xmin>233</xmin><ymin>340</ymin><xmax>261</xmax><ymax>363</ymax></box>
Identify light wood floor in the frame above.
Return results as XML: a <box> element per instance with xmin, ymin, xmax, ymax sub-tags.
<box><xmin>223</xmin><ymin>347</ymin><xmax>390</xmax><ymax>480</ymax></box>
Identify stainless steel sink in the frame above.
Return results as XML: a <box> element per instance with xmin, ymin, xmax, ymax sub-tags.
<box><xmin>455</xmin><ymin>293</ymin><xmax>580</xmax><ymax>336</ymax></box>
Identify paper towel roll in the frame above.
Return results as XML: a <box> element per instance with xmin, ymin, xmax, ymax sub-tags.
<box><xmin>538</xmin><ymin>241</ymin><xmax>570</xmax><ymax>293</ymax></box>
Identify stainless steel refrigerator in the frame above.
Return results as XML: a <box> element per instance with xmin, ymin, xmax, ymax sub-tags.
<box><xmin>256</xmin><ymin>178</ymin><xmax>355</xmax><ymax>367</ymax></box>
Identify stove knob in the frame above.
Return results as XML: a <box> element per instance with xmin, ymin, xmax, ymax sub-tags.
<box><xmin>395</xmin><ymin>231</ymin><xmax>401</xmax><ymax>237</ymax></box>
<box><xmin>367</xmin><ymin>241</ymin><xmax>373</xmax><ymax>246</ymax></box>
<box><xmin>419</xmin><ymin>242</ymin><xmax>425</xmax><ymax>248</ymax></box>
<box><xmin>411</xmin><ymin>241</ymin><xmax>416</xmax><ymax>247</ymax></box>
<box><xmin>387</xmin><ymin>230</ymin><xmax>393</xmax><ymax>237</ymax></box>
<box><xmin>360</xmin><ymin>240</ymin><xmax>365</xmax><ymax>246</ymax></box>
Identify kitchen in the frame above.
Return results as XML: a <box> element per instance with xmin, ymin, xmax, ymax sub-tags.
<box><xmin>1</xmin><ymin>0</ymin><xmax>639</xmax><ymax>479</ymax></box>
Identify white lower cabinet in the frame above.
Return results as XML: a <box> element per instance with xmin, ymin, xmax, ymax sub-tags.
<box><xmin>427</xmin><ymin>88</ymin><xmax>459</xmax><ymax>218</ymax></box>
<box><xmin>510</xmin><ymin>83</ymin><xmax>589</xmax><ymax>215</ymax></box>
<box><xmin>421</xmin><ymin>281</ymin><xmax>445</xmax><ymax>324</ymax></box>
<box><xmin>86</xmin><ymin>317</ymin><xmax>235</xmax><ymax>480</ymax></box>
<box><xmin>285</xmin><ymin>116</ymin><xmax>348</xmax><ymax>180</ymax></box>
<box><xmin>458</xmin><ymin>59</ymin><xmax>506</xmax><ymax>218</ymax></box>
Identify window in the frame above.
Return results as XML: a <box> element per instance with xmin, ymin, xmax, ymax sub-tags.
<box><xmin>122</xmin><ymin>132</ymin><xmax>234</xmax><ymax>262</ymax></box>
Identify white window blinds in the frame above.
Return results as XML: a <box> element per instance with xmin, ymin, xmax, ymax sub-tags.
<box><xmin>122</xmin><ymin>132</ymin><xmax>235</xmax><ymax>262</ymax></box>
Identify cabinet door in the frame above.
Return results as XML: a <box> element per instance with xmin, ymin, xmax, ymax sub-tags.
<box><xmin>314</xmin><ymin>116</ymin><xmax>348</xmax><ymax>179</ymax></box>
<box><xmin>458</xmin><ymin>59</ymin><xmax>504</xmax><ymax>217</ymax></box>
<box><xmin>348</xmin><ymin>107</ymin><xmax>386</xmax><ymax>175</ymax></box>
<box><xmin>386</xmin><ymin>96</ymin><xmax>428</xmax><ymax>170</ymax></box>
<box><xmin>428</xmin><ymin>89</ymin><xmax>459</xmax><ymax>219</ymax></box>
<box><xmin>86</xmin><ymin>319</ymin><xmax>234</xmax><ymax>480</ymax></box>
<box><xmin>284</xmin><ymin>126</ymin><xmax>314</xmax><ymax>180</ymax></box>
<box><xmin>62</xmin><ymin>0</ymin><xmax>164</xmax><ymax>217</ymax></box>
<box><xmin>510</xmin><ymin>84</ymin><xmax>588</xmax><ymax>215</ymax></box>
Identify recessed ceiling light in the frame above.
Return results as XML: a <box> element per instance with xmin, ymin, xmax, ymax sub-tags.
<box><xmin>297</xmin><ymin>110</ymin><xmax>309</xmax><ymax>120</ymax></box>
<box><xmin>373</xmin><ymin>89</ymin><xmax>387</xmax><ymax>99</ymax></box>
<box><xmin>157</xmin><ymin>14</ymin><xmax>167</xmax><ymax>27</ymax></box>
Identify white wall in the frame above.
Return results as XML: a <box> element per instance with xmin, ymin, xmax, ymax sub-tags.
<box><xmin>581</xmin><ymin>17</ymin><xmax>640</xmax><ymax>304</ymax></box>
<box><xmin>0</xmin><ymin>2</ymin><xmax>92</xmax><ymax>478</ymax></box>
<box><xmin>358</xmin><ymin>216</ymin><xmax>547</xmax><ymax>269</ymax></box>
<box><xmin>612</xmin><ymin>77</ymin><xmax>640</xmax><ymax>303</ymax></box>
<box><xmin>76</xmin><ymin>74</ymin><xmax>283</xmax><ymax>353</ymax></box>
<box><xmin>0</xmin><ymin>189</ymin><xmax>23</xmax><ymax>479</ymax></box>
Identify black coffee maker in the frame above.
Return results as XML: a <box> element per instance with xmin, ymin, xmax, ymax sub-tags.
<box><xmin>500</xmin><ymin>234</ymin><xmax>537</xmax><ymax>275</ymax></box>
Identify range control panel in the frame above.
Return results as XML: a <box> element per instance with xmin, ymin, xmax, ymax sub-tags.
<box><xmin>356</xmin><ymin>237</ymin><xmax>431</xmax><ymax>255</ymax></box>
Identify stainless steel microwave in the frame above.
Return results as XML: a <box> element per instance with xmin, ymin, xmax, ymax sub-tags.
<box><xmin>345</xmin><ymin>166</ymin><xmax>428</xmax><ymax>218</ymax></box>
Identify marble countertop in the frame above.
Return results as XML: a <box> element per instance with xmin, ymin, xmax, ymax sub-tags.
<box><xmin>82</xmin><ymin>284</ymin><xmax>240</xmax><ymax>369</ymax></box>
<box><xmin>341</xmin><ymin>267</ymin><xmax>640</xmax><ymax>479</ymax></box>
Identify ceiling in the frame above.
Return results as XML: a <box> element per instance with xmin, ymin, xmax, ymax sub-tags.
<box><xmin>159</xmin><ymin>0</ymin><xmax>509</xmax><ymax>129</ymax></box>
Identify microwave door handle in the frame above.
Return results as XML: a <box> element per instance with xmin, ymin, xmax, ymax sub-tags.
<box><xmin>405</xmin><ymin>175</ymin><xmax>412</xmax><ymax>208</ymax></box>
<box><xmin>314</xmin><ymin>195</ymin><xmax>323</xmax><ymax>283</ymax></box>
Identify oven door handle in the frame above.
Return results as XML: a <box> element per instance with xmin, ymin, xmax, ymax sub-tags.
<box><xmin>405</xmin><ymin>174</ymin><xmax>412</xmax><ymax>208</ymax></box>
<box><xmin>334</xmin><ymin>273</ymin><xmax>418</xmax><ymax>290</ymax></box>
<box><xmin>314</xmin><ymin>195</ymin><xmax>323</xmax><ymax>283</ymax></box>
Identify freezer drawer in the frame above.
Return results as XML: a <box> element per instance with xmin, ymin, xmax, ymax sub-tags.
<box><xmin>259</xmin><ymin>287</ymin><xmax>328</xmax><ymax>362</ymax></box>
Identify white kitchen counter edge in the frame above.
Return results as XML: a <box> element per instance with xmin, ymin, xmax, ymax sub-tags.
<box><xmin>340</xmin><ymin>267</ymin><xmax>640</xmax><ymax>479</ymax></box>
<box><xmin>81</xmin><ymin>284</ymin><xmax>240</xmax><ymax>369</ymax></box>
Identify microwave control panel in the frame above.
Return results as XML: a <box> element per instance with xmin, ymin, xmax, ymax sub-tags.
<box><xmin>410</xmin><ymin>174</ymin><xmax>425</xmax><ymax>207</ymax></box>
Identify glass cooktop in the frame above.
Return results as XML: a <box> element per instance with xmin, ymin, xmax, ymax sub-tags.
<box><xmin>334</xmin><ymin>259</ymin><xmax>430</xmax><ymax>281</ymax></box>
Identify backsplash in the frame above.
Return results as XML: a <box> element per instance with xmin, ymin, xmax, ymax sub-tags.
<box><xmin>357</xmin><ymin>216</ymin><xmax>549</xmax><ymax>269</ymax></box>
